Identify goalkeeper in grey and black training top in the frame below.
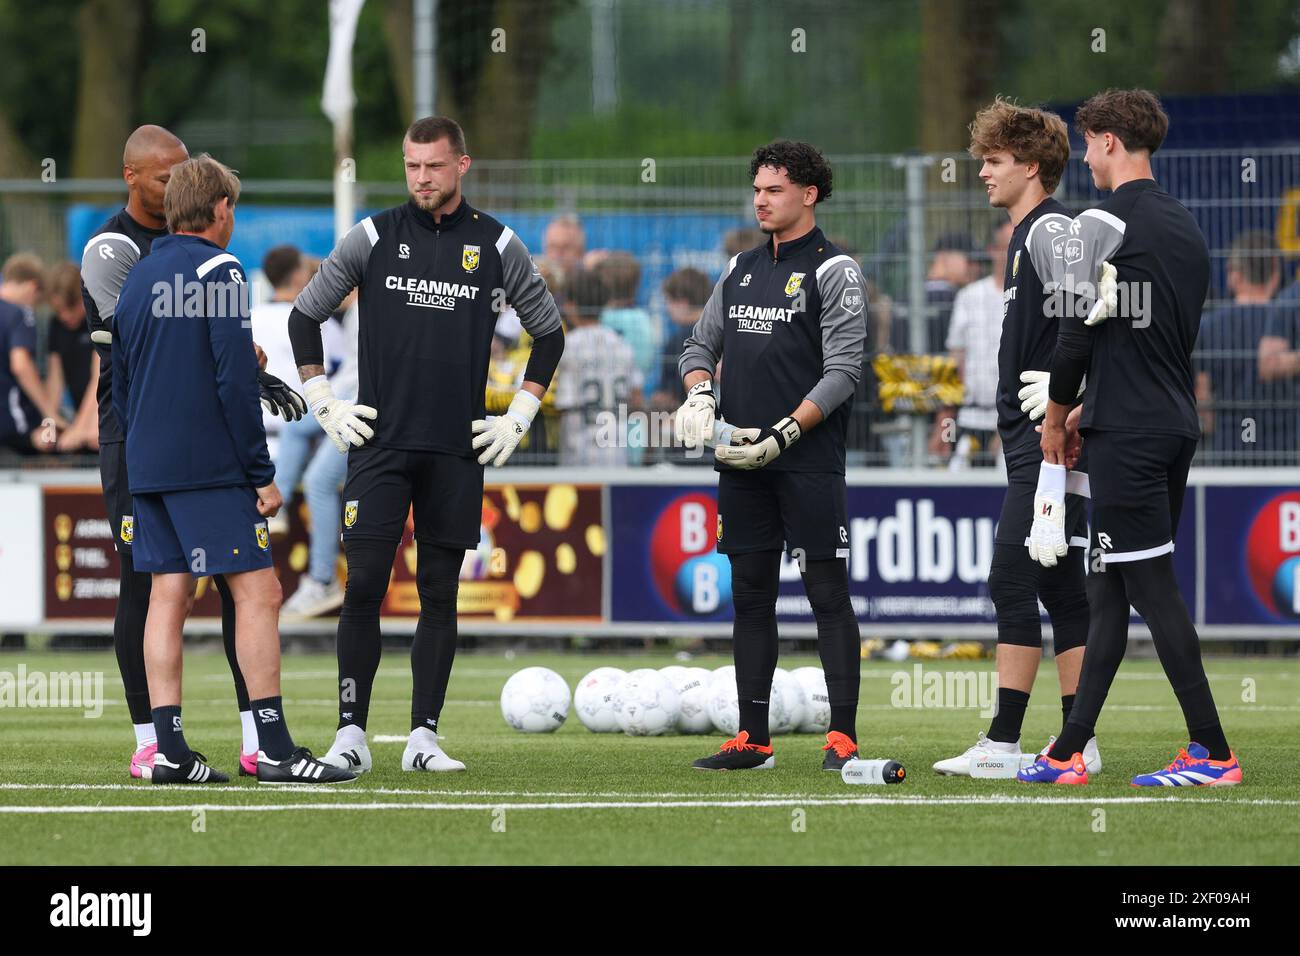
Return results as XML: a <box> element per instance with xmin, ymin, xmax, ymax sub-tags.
<box><xmin>1023</xmin><ymin>90</ymin><xmax>1240</xmax><ymax>787</ymax></box>
<box><xmin>676</xmin><ymin>140</ymin><xmax>867</xmax><ymax>774</ymax></box>
<box><xmin>288</xmin><ymin>116</ymin><xmax>564</xmax><ymax>775</ymax></box>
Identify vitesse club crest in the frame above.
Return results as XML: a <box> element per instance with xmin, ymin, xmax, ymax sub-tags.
<box><xmin>1012</xmin><ymin>249</ymin><xmax>1021</xmax><ymax>278</ymax></box>
<box><xmin>344</xmin><ymin>500</ymin><xmax>359</xmax><ymax>528</ymax></box>
<box><xmin>716</xmin><ymin>514</ymin><xmax>723</xmax><ymax>543</ymax></box>
<box><xmin>462</xmin><ymin>244</ymin><xmax>480</xmax><ymax>273</ymax></box>
<box><xmin>255</xmin><ymin>522</ymin><xmax>269</xmax><ymax>551</ymax></box>
<box><xmin>120</xmin><ymin>514</ymin><xmax>134</xmax><ymax>544</ymax></box>
<box><xmin>784</xmin><ymin>272</ymin><xmax>805</xmax><ymax>298</ymax></box>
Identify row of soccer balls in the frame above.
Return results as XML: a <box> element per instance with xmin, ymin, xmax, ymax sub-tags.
<box><xmin>500</xmin><ymin>665</ymin><xmax>832</xmax><ymax>737</ymax></box>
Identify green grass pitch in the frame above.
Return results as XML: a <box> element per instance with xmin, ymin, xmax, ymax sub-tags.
<box><xmin>2</xmin><ymin>649</ymin><xmax>1297</xmax><ymax>865</ymax></box>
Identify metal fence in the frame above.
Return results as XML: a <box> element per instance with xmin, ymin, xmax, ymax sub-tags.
<box><xmin>2</xmin><ymin>145</ymin><xmax>1298</xmax><ymax>470</ymax></box>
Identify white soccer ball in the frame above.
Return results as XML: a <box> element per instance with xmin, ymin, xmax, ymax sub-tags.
<box><xmin>670</xmin><ymin>666</ymin><xmax>714</xmax><ymax>734</ymax></box>
<box><xmin>574</xmin><ymin>667</ymin><xmax>626</xmax><ymax>733</ymax></box>
<box><xmin>500</xmin><ymin>667</ymin><xmax>570</xmax><ymax>733</ymax></box>
<box><xmin>792</xmin><ymin>666</ymin><xmax>831</xmax><ymax>733</ymax></box>
<box><xmin>611</xmin><ymin>668</ymin><xmax>680</xmax><ymax>736</ymax></box>
<box><xmin>658</xmin><ymin>665</ymin><xmax>689</xmax><ymax>689</ymax></box>
<box><xmin>707</xmin><ymin>668</ymin><xmax>740</xmax><ymax>736</ymax></box>
<box><xmin>770</xmin><ymin>668</ymin><xmax>807</xmax><ymax>735</ymax></box>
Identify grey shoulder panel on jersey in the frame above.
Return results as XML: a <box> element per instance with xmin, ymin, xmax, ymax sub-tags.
<box><xmin>1023</xmin><ymin>212</ymin><xmax>1073</xmax><ymax>285</ymax></box>
<box><xmin>1044</xmin><ymin>209</ymin><xmax>1127</xmax><ymax>308</ymax></box>
<box><xmin>292</xmin><ymin>219</ymin><xmax>375</xmax><ymax>322</ymax></box>
<box><xmin>80</xmin><ymin>233</ymin><xmax>140</xmax><ymax>322</ymax></box>
<box><xmin>805</xmin><ymin>255</ymin><xmax>867</xmax><ymax>417</ymax></box>
<box><xmin>678</xmin><ymin>255</ymin><xmax>738</xmax><ymax>379</ymax></box>
<box><xmin>498</xmin><ymin>229</ymin><xmax>562</xmax><ymax>337</ymax></box>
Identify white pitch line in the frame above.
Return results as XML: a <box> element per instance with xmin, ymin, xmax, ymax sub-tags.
<box><xmin>3</xmin><ymin>794</ymin><xmax>1300</xmax><ymax>815</ymax></box>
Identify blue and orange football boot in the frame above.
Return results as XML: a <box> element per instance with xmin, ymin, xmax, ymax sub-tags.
<box><xmin>1130</xmin><ymin>743</ymin><xmax>1242</xmax><ymax>788</ymax></box>
<box><xmin>1016</xmin><ymin>751</ymin><xmax>1088</xmax><ymax>784</ymax></box>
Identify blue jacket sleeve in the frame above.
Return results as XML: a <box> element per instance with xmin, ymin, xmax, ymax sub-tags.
<box><xmin>207</xmin><ymin>263</ymin><xmax>275</xmax><ymax>487</ymax></box>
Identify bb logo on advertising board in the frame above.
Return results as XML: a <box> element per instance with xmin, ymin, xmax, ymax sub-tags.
<box><xmin>1245</xmin><ymin>492</ymin><xmax>1300</xmax><ymax>620</ymax></box>
<box><xmin>649</xmin><ymin>493</ymin><xmax>731</xmax><ymax>616</ymax></box>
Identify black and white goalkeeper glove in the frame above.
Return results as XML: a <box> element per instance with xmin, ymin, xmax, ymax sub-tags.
<box><xmin>714</xmin><ymin>416</ymin><xmax>801</xmax><ymax>470</ymax></box>
<box><xmin>258</xmin><ymin>370</ymin><xmax>308</xmax><ymax>422</ymax></box>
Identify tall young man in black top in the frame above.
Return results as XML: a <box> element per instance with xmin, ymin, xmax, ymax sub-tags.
<box><xmin>288</xmin><ymin>117</ymin><xmax>564</xmax><ymax>774</ymax></box>
<box><xmin>1022</xmin><ymin>89</ymin><xmax>1241</xmax><ymax>787</ymax></box>
<box><xmin>676</xmin><ymin>141</ymin><xmax>867</xmax><ymax>772</ymax></box>
<box><xmin>933</xmin><ymin>100</ymin><xmax>1100</xmax><ymax>776</ymax></box>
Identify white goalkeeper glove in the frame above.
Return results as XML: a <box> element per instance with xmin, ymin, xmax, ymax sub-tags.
<box><xmin>714</xmin><ymin>416</ymin><xmax>802</xmax><ymax>470</ymax></box>
<box><xmin>674</xmin><ymin>379</ymin><xmax>716</xmax><ymax>448</ymax></box>
<box><xmin>1084</xmin><ymin>260</ymin><xmax>1119</xmax><ymax>327</ymax></box>
<box><xmin>472</xmin><ymin>390</ymin><xmax>540</xmax><ymax>467</ymax></box>
<box><xmin>304</xmin><ymin>375</ymin><xmax>377</xmax><ymax>454</ymax></box>
<box><xmin>1027</xmin><ymin>461</ymin><xmax>1069</xmax><ymax>568</ymax></box>
<box><xmin>1018</xmin><ymin>370</ymin><xmax>1086</xmax><ymax>421</ymax></box>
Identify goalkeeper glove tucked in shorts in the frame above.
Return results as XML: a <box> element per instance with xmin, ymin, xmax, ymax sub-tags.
<box><xmin>1028</xmin><ymin>461</ymin><xmax>1069</xmax><ymax>568</ymax></box>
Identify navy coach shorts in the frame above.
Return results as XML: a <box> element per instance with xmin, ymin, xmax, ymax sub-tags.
<box><xmin>133</xmin><ymin>485</ymin><xmax>274</xmax><ymax>576</ymax></box>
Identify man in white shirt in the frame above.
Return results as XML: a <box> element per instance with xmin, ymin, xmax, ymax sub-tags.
<box><xmin>945</xmin><ymin>220</ymin><xmax>1013</xmax><ymax>469</ymax></box>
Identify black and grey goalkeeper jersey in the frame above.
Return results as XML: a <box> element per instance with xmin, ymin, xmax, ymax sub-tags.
<box><xmin>80</xmin><ymin>209</ymin><xmax>169</xmax><ymax>444</ymax></box>
<box><xmin>997</xmin><ymin>196</ymin><xmax>1073</xmax><ymax>468</ymax></box>
<box><xmin>679</xmin><ymin>226</ymin><xmax>867</xmax><ymax>473</ymax></box>
<box><xmin>1048</xmin><ymin>179</ymin><xmax>1208</xmax><ymax>440</ymax></box>
<box><xmin>293</xmin><ymin>198</ymin><xmax>562</xmax><ymax>454</ymax></box>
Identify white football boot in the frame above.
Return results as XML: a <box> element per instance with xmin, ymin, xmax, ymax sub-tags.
<box><xmin>320</xmin><ymin>726</ymin><xmax>372</xmax><ymax>774</ymax></box>
<box><xmin>933</xmin><ymin>731</ymin><xmax>1023</xmax><ymax>776</ymax></box>
<box><xmin>1039</xmin><ymin>735</ymin><xmax>1103</xmax><ymax>774</ymax></box>
<box><xmin>402</xmin><ymin>728</ymin><xmax>466</xmax><ymax>772</ymax></box>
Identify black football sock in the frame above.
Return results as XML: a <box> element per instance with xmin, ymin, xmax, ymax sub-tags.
<box><xmin>113</xmin><ymin>550</ymin><xmax>153</xmax><ymax>726</ymax></box>
<box><xmin>1189</xmin><ymin>723</ymin><xmax>1231</xmax><ymax>761</ymax></box>
<box><xmin>249</xmin><ymin>696</ymin><xmax>294</xmax><ymax>760</ymax></box>
<box><xmin>730</xmin><ymin>550</ymin><xmax>781</xmax><ymax>747</ymax></box>
<box><xmin>410</xmin><ymin>542</ymin><xmax>463</xmax><ymax>733</ymax></box>
<box><xmin>1119</xmin><ymin>555</ymin><xmax>1231</xmax><ymax>760</ymax></box>
<box><xmin>1049</xmin><ymin>564</ymin><xmax>1129</xmax><ymax>762</ymax></box>
<box><xmin>803</xmin><ymin>558</ymin><xmax>860</xmax><ymax>742</ymax></box>
<box><xmin>1061</xmin><ymin>693</ymin><xmax>1076</xmax><ymax>728</ymax></box>
<box><xmin>987</xmin><ymin>687</ymin><xmax>1030</xmax><ymax>744</ymax></box>
<box><xmin>152</xmin><ymin>705</ymin><xmax>190</xmax><ymax>764</ymax></box>
<box><xmin>336</xmin><ymin>537</ymin><xmax>399</xmax><ymax>732</ymax></box>
<box><xmin>213</xmin><ymin>574</ymin><xmax>250</xmax><ymax>712</ymax></box>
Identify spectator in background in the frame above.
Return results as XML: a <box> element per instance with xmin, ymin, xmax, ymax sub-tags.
<box><xmin>543</xmin><ymin>215</ymin><xmax>586</xmax><ymax>282</ymax></box>
<box><xmin>0</xmin><ymin>253</ymin><xmax>62</xmax><ymax>453</ymax></box>
<box><xmin>595</xmin><ymin>251</ymin><xmax>661</xmax><ymax>397</ymax></box>
<box><xmin>249</xmin><ymin>245</ymin><xmax>318</xmax><ymax>534</ymax></box>
<box><xmin>890</xmin><ymin>233</ymin><xmax>976</xmax><ymax>354</ymax></box>
<box><xmin>1196</xmin><ymin>231</ymin><xmax>1295</xmax><ymax>465</ymax></box>
<box><xmin>281</xmin><ymin>289</ymin><xmax>358</xmax><ymax>620</ymax></box>
<box><xmin>554</xmin><ymin>267</ymin><xmax>642</xmax><ymax>467</ymax></box>
<box><xmin>652</xmin><ymin>267</ymin><xmax>711</xmax><ymax>411</ymax></box>
<box><xmin>44</xmin><ymin>262</ymin><xmax>99</xmax><ymax>451</ymax></box>
<box><xmin>942</xmin><ymin>219</ymin><xmax>1013</xmax><ymax>469</ymax></box>
<box><xmin>1259</xmin><ymin>258</ymin><xmax>1300</xmax><ymax>463</ymax></box>
<box><xmin>724</xmin><ymin>227</ymin><xmax>766</xmax><ymax>259</ymax></box>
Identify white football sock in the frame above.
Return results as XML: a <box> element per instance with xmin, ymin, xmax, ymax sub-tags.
<box><xmin>239</xmin><ymin>710</ymin><xmax>258</xmax><ymax>754</ymax></box>
<box><xmin>133</xmin><ymin>722</ymin><xmax>157</xmax><ymax>748</ymax></box>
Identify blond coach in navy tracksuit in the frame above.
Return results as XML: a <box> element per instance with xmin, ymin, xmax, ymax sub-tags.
<box><xmin>112</xmin><ymin>155</ymin><xmax>353</xmax><ymax>786</ymax></box>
